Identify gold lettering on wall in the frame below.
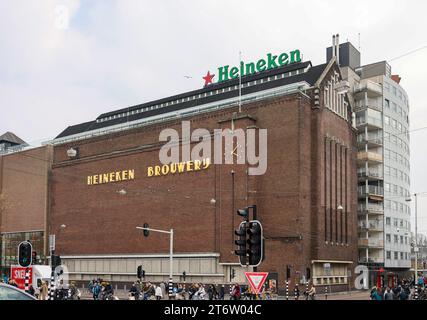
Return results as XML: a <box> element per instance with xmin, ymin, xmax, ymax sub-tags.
<box><xmin>87</xmin><ymin>169</ymin><xmax>136</xmax><ymax>186</ymax></box>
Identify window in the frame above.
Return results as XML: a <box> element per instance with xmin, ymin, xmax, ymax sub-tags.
<box><xmin>400</xmin><ymin>236</ymin><xmax>404</xmax><ymax>244</ymax></box>
<box><xmin>385</xmin><ymin>99</ymin><xmax>390</xmax><ymax>108</ymax></box>
<box><xmin>400</xmin><ymin>252</ymin><xmax>404</xmax><ymax>260</ymax></box>
<box><xmin>386</xmin><ymin>234</ymin><xmax>391</xmax><ymax>243</ymax></box>
<box><xmin>386</xmin><ymin>251</ymin><xmax>391</xmax><ymax>259</ymax></box>
<box><xmin>394</xmin><ymin>235</ymin><xmax>398</xmax><ymax>243</ymax></box>
<box><xmin>384</xmin><ymin>116</ymin><xmax>390</xmax><ymax>126</ymax></box>
<box><xmin>394</xmin><ymin>252</ymin><xmax>398</xmax><ymax>260</ymax></box>
<box><xmin>386</xmin><ymin>217</ymin><xmax>391</xmax><ymax>225</ymax></box>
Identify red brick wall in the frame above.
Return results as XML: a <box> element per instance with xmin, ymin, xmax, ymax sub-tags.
<box><xmin>0</xmin><ymin>146</ymin><xmax>52</xmax><ymax>239</ymax></box>
<box><xmin>51</xmin><ymin>78</ymin><xmax>357</xmax><ymax>287</ymax></box>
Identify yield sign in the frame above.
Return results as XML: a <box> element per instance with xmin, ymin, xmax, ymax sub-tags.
<box><xmin>245</xmin><ymin>272</ymin><xmax>269</xmax><ymax>294</ymax></box>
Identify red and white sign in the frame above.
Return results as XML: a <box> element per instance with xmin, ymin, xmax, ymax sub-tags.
<box><xmin>245</xmin><ymin>272</ymin><xmax>269</xmax><ymax>294</ymax></box>
<box><xmin>10</xmin><ymin>266</ymin><xmax>33</xmax><ymax>290</ymax></box>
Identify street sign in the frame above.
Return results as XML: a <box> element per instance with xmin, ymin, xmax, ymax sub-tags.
<box><xmin>244</xmin><ymin>272</ymin><xmax>269</xmax><ymax>295</ymax></box>
<box><xmin>10</xmin><ymin>266</ymin><xmax>33</xmax><ymax>290</ymax></box>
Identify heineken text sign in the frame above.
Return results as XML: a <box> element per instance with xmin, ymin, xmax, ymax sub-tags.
<box><xmin>203</xmin><ymin>49</ymin><xmax>302</xmax><ymax>86</ymax></box>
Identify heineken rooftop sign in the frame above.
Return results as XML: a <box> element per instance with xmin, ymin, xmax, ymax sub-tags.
<box><xmin>203</xmin><ymin>49</ymin><xmax>302</xmax><ymax>86</ymax></box>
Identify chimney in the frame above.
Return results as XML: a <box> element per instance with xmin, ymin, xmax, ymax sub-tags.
<box><xmin>332</xmin><ymin>35</ymin><xmax>336</xmax><ymax>58</ymax></box>
<box><xmin>391</xmin><ymin>75</ymin><xmax>401</xmax><ymax>84</ymax></box>
<box><xmin>336</xmin><ymin>34</ymin><xmax>340</xmax><ymax>66</ymax></box>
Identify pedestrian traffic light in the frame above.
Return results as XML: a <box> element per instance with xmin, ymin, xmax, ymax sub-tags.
<box><xmin>234</xmin><ymin>222</ymin><xmax>247</xmax><ymax>265</ymax></box>
<box><xmin>247</xmin><ymin>220</ymin><xmax>263</xmax><ymax>266</ymax></box>
<box><xmin>18</xmin><ymin>241</ymin><xmax>32</xmax><ymax>268</ymax></box>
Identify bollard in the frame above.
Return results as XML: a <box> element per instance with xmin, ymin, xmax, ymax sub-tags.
<box><xmin>285</xmin><ymin>281</ymin><xmax>289</xmax><ymax>300</ymax></box>
<box><xmin>24</xmin><ymin>268</ymin><xmax>30</xmax><ymax>293</ymax></box>
<box><xmin>294</xmin><ymin>284</ymin><xmax>299</xmax><ymax>300</ymax></box>
<box><xmin>414</xmin><ymin>285</ymin><xmax>418</xmax><ymax>300</ymax></box>
<box><xmin>325</xmin><ymin>285</ymin><xmax>328</xmax><ymax>300</ymax></box>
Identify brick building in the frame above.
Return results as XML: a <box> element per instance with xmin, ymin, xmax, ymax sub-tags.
<box><xmin>49</xmin><ymin>56</ymin><xmax>358</xmax><ymax>291</ymax></box>
<box><xmin>0</xmin><ymin>133</ymin><xmax>53</xmax><ymax>277</ymax></box>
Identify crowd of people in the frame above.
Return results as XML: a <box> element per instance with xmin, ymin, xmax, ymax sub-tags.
<box><xmin>87</xmin><ymin>279</ymin><xmax>117</xmax><ymax>300</ymax></box>
<box><xmin>370</xmin><ymin>275</ymin><xmax>427</xmax><ymax>300</ymax></box>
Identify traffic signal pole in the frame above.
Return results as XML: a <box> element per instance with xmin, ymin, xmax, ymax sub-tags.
<box><xmin>136</xmin><ymin>226</ymin><xmax>174</xmax><ymax>297</ymax></box>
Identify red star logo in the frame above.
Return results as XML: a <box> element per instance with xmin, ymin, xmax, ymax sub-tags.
<box><xmin>203</xmin><ymin>71</ymin><xmax>215</xmax><ymax>86</ymax></box>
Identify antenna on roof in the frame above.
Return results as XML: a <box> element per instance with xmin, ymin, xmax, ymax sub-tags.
<box><xmin>238</xmin><ymin>51</ymin><xmax>242</xmax><ymax>113</ymax></box>
<box><xmin>358</xmin><ymin>33</ymin><xmax>361</xmax><ymax>52</ymax></box>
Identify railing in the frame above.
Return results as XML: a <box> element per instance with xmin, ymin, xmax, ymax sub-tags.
<box><xmin>358</xmin><ymin>186</ymin><xmax>384</xmax><ymax>197</ymax></box>
<box><xmin>358</xmin><ymin>220</ymin><xmax>383</xmax><ymax>231</ymax></box>
<box><xmin>357</xmin><ymin>168</ymin><xmax>383</xmax><ymax>179</ymax></box>
<box><xmin>359</xmin><ymin>257</ymin><xmax>384</xmax><ymax>264</ymax></box>
<box><xmin>357</xmin><ymin>133</ymin><xmax>383</xmax><ymax>145</ymax></box>
<box><xmin>358</xmin><ymin>203</ymin><xmax>384</xmax><ymax>214</ymax></box>
<box><xmin>357</xmin><ymin>152</ymin><xmax>383</xmax><ymax>163</ymax></box>
<box><xmin>355</xmin><ymin>80</ymin><xmax>382</xmax><ymax>97</ymax></box>
<box><xmin>358</xmin><ymin>239</ymin><xmax>384</xmax><ymax>248</ymax></box>
<box><xmin>356</xmin><ymin>116</ymin><xmax>383</xmax><ymax>128</ymax></box>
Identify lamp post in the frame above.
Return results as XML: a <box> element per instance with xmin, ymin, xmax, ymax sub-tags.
<box><xmin>136</xmin><ymin>226</ymin><xmax>174</xmax><ymax>297</ymax></box>
<box><xmin>406</xmin><ymin>194</ymin><xmax>418</xmax><ymax>285</ymax></box>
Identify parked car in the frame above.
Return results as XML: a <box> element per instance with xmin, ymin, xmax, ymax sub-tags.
<box><xmin>0</xmin><ymin>283</ymin><xmax>37</xmax><ymax>300</ymax></box>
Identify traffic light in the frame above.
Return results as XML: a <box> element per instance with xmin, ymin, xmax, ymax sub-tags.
<box><xmin>234</xmin><ymin>222</ymin><xmax>247</xmax><ymax>265</ymax></box>
<box><xmin>247</xmin><ymin>220</ymin><xmax>263</xmax><ymax>266</ymax></box>
<box><xmin>137</xmin><ymin>265</ymin><xmax>143</xmax><ymax>279</ymax></box>
<box><xmin>231</xmin><ymin>268</ymin><xmax>236</xmax><ymax>280</ymax></box>
<box><xmin>143</xmin><ymin>223</ymin><xmax>149</xmax><ymax>237</ymax></box>
<box><xmin>286</xmin><ymin>265</ymin><xmax>291</xmax><ymax>280</ymax></box>
<box><xmin>18</xmin><ymin>241</ymin><xmax>32</xmax><ymax>267</ymax></box>
<box><xmin>237</xmin><ymin>208</ymin><xmax>250</xmax><ymax>222</ymax></box>
<box><xmin>52</xmin><ymin>255</ymin><xmax>61</xmax><ymax>268</ymax></box>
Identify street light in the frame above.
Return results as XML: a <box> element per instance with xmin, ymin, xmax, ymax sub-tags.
<box><xmin>406</xmin><ymin>194</ymin><xmax>418</xmax><ymax>283</ymax></box>
<box><xmin>136</xmin><ymin>226</ymin><xmax>174</xmax><ymax>297</ymax></box>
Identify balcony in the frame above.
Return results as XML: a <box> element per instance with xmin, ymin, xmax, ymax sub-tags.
<box><xmin>357</xmin><ymin>168</ymin><xmax>384</xmax><ymax>181</ymax></box>
<box><xmin>358</xmin><ymin>186</ymin><xmax>384</xmax><ymax>199</ymax></box>
<box><xmin>355</xmin><ymin>80</ymin><xmax>383</xmax><ymax>98</ymax></box>
<box><xmin>357</xmin><ymin>133</ymin><xmax>383</xmax><ymax>149</ymax></box>
<box><xmin>356</xmin><ymin>116</ymin><xmax>383</xmax><ymax>131</ymax></box>
<box><xmin>358</xmin><ymin>220</ymin><xmax>384</xmax><ymax>233</ymax></box>
<box><xmin>354</xmin><ymin>99</ymin><xmax>383</xmax><ymax>113</ymax></box>
<box><xmin>358</xmin><ymin>238</ymin><xmax>384</xmax><ymax>248</ymax></box>
<box><xmin>359</xmin><ymin>257</ymin><xmax>384</xmax><ymax>264</ymax></box>
<box><xmin>358</xmin><ymin>203</ymin><xmax>384</xmax><ymax>216</ymax></box>
<box><xmin>357</xmin><ymin>151</ymin><xmax>383</xmax><ymax>165</ymax></box>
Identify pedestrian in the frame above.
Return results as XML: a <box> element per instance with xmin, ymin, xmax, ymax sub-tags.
<box><xmin>129</xmin><ymin>282</ymin><xmax>140</xmax><ymax>300</ymax></box>
<box><xmin>307</xmin><ymin>285</ymin><xmax>316</xmax><ymax>300</ymax></box>
<box><xmin>155</xmin><ymin>285</ymin><xmax>163</xmax><ymax>300</ymax></box>
<box><xmin>92</xmin><ymin>281</ymin><xmax>101</xmax><ymax>300</ymax></box>
<box><xmin>231</xmin><ymin>283</ymin><xmax>241</xmax><ymax>300</ymax></box>
<box><xmin>38</xmin><ymin>281</ymin><xmax>48</xmax><ymax>300</ymax></box>
<box><xmin>399</xmin><ymin>288</ymin><xmax>409</xmax><ymax>300</ymax></box>
<box><xmin>219</xmin><ymin>285</ymin><xmax>225</xmax><ymax>300</ymax></box>
<box><xmin>160</xmin><ymin>282</ymin><xmax>166</xmax><ymax>298</ymax></box>
<box><xmin>384</xmin><ymin>287</ymin><xmax>394</xmax><ymax>300</ymax></box>
<box><xmin>28</xmin><ymin>285</ymin><xmax>35</xmax><ymax>296</ymax></box>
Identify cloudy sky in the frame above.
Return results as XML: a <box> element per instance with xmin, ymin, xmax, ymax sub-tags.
<box><xmin>1</xmin><ymin>0</ymin><xmax>427</xmax><ymax>233</ymax></box>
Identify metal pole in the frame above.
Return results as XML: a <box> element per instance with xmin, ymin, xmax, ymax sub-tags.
<box><xmin>169</xmin><ymin>229</ymin><xmax>174</xmax><ymax>297</ymax></box>
<box><xmin>415</xmin><ymin>193</ymin><xmax>418</xmax><ymax>287</ymax></box>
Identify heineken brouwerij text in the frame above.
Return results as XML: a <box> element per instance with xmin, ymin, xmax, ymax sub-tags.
<box><xmin>217</xmin><ymin>49</ymin><xmax>302</xmax><ymax>83</ymax></box>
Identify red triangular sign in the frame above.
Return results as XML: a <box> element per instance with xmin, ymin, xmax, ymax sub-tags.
<box><xmin>245</xmin><ymin>272</ymin><xmax>269</xmax><ymax>294</ymax></box>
